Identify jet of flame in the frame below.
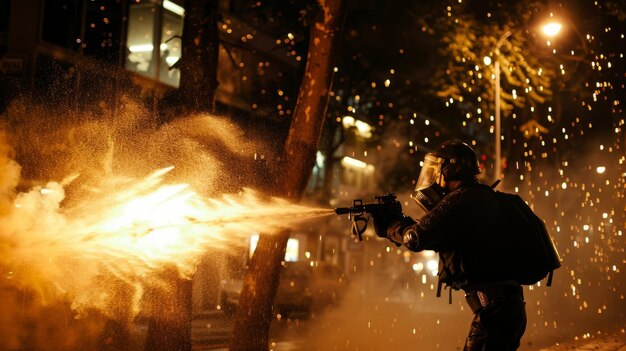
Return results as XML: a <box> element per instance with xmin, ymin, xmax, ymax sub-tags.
<box><xmin>1</xmin><ymin>166</ymin><xmax>333</xmax><ymax>314</ymax></box>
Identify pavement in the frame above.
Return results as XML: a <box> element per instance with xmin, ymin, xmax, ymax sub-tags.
<box><xmin>538</xmin><ymin>331</ymin><xmax>626</xmax><ymax>351</ymax></box>
<box><xmin>193</xmin><ymin>310</ymin><xmax>626</xmax><ymax>351</ymax></box>
<box><xmin>192</xmin><ymin>311</ymin><xmax>234</xmax><ymax>350</ymax></box>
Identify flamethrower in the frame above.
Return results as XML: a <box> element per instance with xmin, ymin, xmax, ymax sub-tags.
<box><xmin>334</xmin><ymin>193</ymin><xmax>402</xmax><ymax>241</ymax></box>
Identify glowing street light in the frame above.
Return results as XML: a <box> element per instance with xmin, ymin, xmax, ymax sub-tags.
<box><xmin>541</xmin><ymin>16</ymin><xmax>588</xmax><ymax>60</ymax></box>
<box><xmin>542</xmin><ymin>21</ymin><xmax>562</xmax><ymax>37</ymax></box>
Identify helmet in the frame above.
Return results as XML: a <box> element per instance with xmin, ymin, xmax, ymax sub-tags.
<box><xmin>432</xmin><ymin>141</ymin><xmax>481</xmax><ymax>181</ymax></box>
<box><xmin>412</xmin><ymin>141</ymin><xmax>481</xmax><ymax>213</ymax></box>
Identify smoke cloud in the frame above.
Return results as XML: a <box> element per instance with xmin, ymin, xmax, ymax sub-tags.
<box><xmin>0</xmin><ymin>98</ymin><xmax>329</xmax><ymax>350</ymax></box>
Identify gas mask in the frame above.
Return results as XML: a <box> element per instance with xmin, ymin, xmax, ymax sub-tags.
<box><xmin>412</xmin><ymin>154</ymin><xmax>447</xmax><ymax>213</ymax></box>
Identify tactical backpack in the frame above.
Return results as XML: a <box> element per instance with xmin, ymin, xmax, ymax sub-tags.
<box><xmin>492</xmin><ymin>186</ymin><xmax>562</xmax><ymax>286</ymax></box>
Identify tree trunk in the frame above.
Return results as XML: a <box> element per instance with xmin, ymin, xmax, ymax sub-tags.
<box><xmin>177</xmin><ymin>0</ymin><xmax>219</xmax><ymax>112</ymax></box>
<box><xmin>143</xmin><ymin>266</ymin><xmax>193</xmax><ymax>351</ymax></box>
<box><xmin>145</xmin><ymin>1</ymin><xmax>220</xmax><ymax>350</ymax></box>
<box><xmin>229</xmin><ymin>0</ymin><xmax>346</xmax><ymax>350</ymax></box>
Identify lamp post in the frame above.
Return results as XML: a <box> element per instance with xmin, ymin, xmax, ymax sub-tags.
<box><xmin>491</xmin><ymin>30</ymin><xmax>511</xmax><ymax>182</ymax></box>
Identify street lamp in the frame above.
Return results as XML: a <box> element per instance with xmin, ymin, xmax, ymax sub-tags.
<box><xmin>542</xmin><ymin>19</ymin><xmax>586</xmax><ymax>60</ymax></box>
<box><xmin>542</xmin><ymin>22</ymin><xmax>562</xmax><ymax>37</ymax></box>
<box><xmin>486</xmin><ymin>22</ymin><xmax>562</xmax><ymax>182</ymax></box>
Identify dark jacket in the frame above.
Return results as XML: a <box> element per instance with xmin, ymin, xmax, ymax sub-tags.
<box><xmin>391</xmin><ymin>181</ymin><xmax>516</xmax><ymax>291</ymax></box>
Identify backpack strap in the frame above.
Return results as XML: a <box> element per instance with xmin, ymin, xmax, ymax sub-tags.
<box><xmin>437</xmin><ymin>252</ymin><xmax>456</xmax><ymax>304</ymax></box>
<box><xmin>547</xmin><ymin>270</ymin><xmax>554</xmax><ymax>286</ymax></box>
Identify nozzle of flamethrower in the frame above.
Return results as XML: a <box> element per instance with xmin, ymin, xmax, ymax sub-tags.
<box><xmin>334</xmin><ymin>193</ymin><xmax>401</xmax><ymax>241</ymax></box>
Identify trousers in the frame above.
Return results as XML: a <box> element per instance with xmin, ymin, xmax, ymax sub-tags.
<box><xmin>463</xmin><ymin>285</ymin><xmax>527</xmax><ymax>351</ymax></box>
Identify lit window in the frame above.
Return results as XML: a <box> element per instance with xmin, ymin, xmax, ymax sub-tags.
<box><xmin>249</xmin><ymin>234</ymin><xmax>299</xmax><ymax>262</ymax></box>
<box><xmin>126</xmin><ymin>0</ymin><xmax>184</xmax><ymax>87</ymax></box>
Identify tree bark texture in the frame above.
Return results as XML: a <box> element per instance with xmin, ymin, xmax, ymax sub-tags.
<box><xmin>178</xmin><ymin>0</ymin><xmax>219</xmax><ymax>112</ymax></box>
<box><xmin>143</xmin><ymin>266</ymin><xmax>193</xmax><ymax>351</ymax></box>
<box><xmin>280</xmin><ymin>2</ymin><xmax>345</xmax><ymax>200</ymax></box>
<box><xmin>229</xmin><ymin>0</ymin><xmax>346</xmax><ymax>350</ymax></box>
<box><xmin>145</xmin><ymin>1</ymin><xmax>220</xmax><ymax>349</ymax></box>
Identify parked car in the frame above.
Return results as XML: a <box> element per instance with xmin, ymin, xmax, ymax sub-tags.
<box><xmin>220</xmin><ymin>261</ymin><xmax>347</xmax><ymax>317</ymax></box>
<box><xmin>219</xmin><ymin>277</ymin><xmax>243</xmax><ymax>316</ymax></box>
<box><xmin>275</xmin><ymin>261</ymin><xmax>347</xmax><ymax>315</ymax></box>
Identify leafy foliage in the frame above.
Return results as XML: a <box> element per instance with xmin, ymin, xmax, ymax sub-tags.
<box><xmin>428</xmin><ymin>0</ymin><xmax>557</xmax><ymax>121</ymax></box>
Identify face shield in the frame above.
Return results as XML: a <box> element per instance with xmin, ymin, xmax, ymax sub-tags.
<box><xmin>412</xmin><ymin>154</ymin><xmax>447</xmax><ymax>213</ymax></box>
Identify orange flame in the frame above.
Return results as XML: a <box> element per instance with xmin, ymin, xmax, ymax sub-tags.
<box><xmin>1</xmin><ymin>166</ymin><xmax>332</xmax><ymax>314</ymax></box>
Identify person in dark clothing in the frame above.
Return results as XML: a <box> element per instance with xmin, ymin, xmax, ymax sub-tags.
<box><xmin>373</xmin><ymin>141</ymin><xmax>527</xmax><ymax>351</ymax></box>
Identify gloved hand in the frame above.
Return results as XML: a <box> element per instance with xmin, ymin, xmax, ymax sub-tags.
<box><xmin>372</xmin><ymin>211</ymin><xmax>398</xmax><ymax>239</ymax></box>
<box><xmin>372</xmin><ymin>215</ymin><xmax>394</xmax><ymax>238</ymax></box>
<box><xmin>387</xmin><ymin>216</ymin><xmax>417</xmax><ymax>246</ymax></box>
